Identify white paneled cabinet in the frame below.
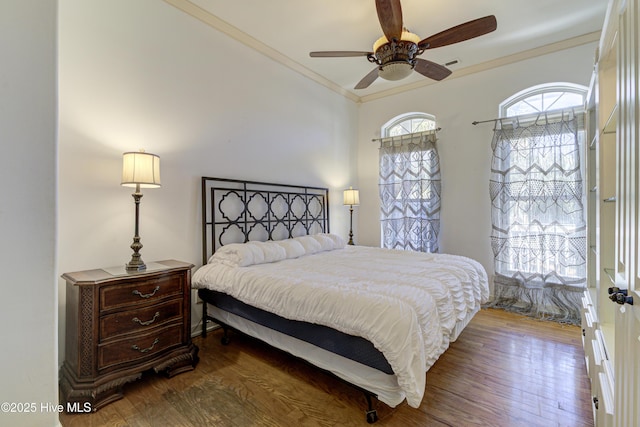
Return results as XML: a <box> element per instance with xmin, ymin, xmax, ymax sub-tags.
<box><xmin>582</xmin><ymin>0</ymin><xmax>640</xmax><ymax>426</ymax></box>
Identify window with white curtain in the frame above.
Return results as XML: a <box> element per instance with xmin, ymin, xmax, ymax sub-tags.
<box><xmin>379</xmin><ymin>113</ymin><xmax>440</xmax><ymax>252</ymax></box>
<box><xmin>488</xmin><ymin>83</ymin><xmax>588</xmax><ymax>323</ymax></box>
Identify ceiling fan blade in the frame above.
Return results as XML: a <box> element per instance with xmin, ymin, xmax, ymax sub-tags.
<box><xmin>418</xmin><ymin>15</ymin><xmax>497</xmax><ymax>49</ymax></box>
<box><xmin>354</xmin><ymin>67</ymin><xmax>380</xmax><ymax>89</ymax></box>
<box><xmin>375</xmin><ymin>0</ymin><xmax>403</xmax><ymax>42</ymax></box>
<box><xmin>414</xmin><ymin>58</ymin><xmax>452</xmax><ymax>81</ymax></box>
<box><xmin>309</xmin><ymin>51</ymin><xmax>372</xmax><ymax>57</ymax></box>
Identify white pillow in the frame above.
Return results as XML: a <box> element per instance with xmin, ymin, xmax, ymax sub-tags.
<box><xmin>322</xmin><ymin>233</ymin><xmax>347</xmax><ymax>249</ymax></box>
<box><xmin>251</xmin><ymin>241</ymin><xmax>287</xmax><ymax>263</ymax></box>
<box><xmin>274</xmin><ymin>239</ymin><xmax>306</xmax><ymax>259</ymax></box>
<box><xmin>209</xmin><ymin>242</ymin><xmax>265</xmax><ymax>267</ymax></box>
<box><xmin>209</xmin><ymin>234</ymin><xmax>344</xmax><ymax>267</ymax></box>
<box><xmin>293</xmin><ymin>235</ymin><xmax>323</xmax><ymax>254</ymax></box>
<box><xmin>310</xmin><ymin>234</ymin><xmax>335</xmax><ymax>251</ymax></box>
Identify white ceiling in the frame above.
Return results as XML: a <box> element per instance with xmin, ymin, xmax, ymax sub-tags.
<box><xmin>165</xmin><ymin>0</ymin><xmax>608</xmax><ymax>102</ymax></box>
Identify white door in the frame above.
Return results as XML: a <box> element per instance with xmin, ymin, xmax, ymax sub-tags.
<box><xmin>612</xmin><ymin>1</ymin><xmax>640</xmax><ymax>426</ymax></box>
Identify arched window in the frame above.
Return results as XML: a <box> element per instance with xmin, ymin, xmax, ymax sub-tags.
<box><xmin>489</xmin><ymin>82</ymin><xmax>588</xmax><ymax>323</ymax></box>
<box><xmin>383</xmin><ymin>112</ymin><xmax>437</xmax><ymax>137</ymax></box>
<box><xmin>378</xmin><ymin>113</ymin><xmax>440</xmax><ymax>253</ymax></box>
<box><xmin>499</xmin><ymin>82</ymin><xmax>587</xmax><ymax>118</ymax></box>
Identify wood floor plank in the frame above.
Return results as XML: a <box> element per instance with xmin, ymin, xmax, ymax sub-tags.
<box><xmin>60</xmin><ymin>309</ymin><xmax>594</xmax><ymax>426</ymax></box>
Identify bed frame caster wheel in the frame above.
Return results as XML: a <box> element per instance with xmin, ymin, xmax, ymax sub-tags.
<box><xmin>366</xmin><ymin>409</ymin><xmax>378</xmax><ymax>424</ymax></box>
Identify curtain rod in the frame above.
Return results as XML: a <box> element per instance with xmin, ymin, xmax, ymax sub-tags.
<box><xmin>472</xmin><ymin>118</ymin><xmax>497</xmax><ymax>125</ymax></box>
<box><xmin>371</xmin><ymin>128</ymin><xmax>441</xmax><ymax>143</ymax></box>
<box><xmin>472</xmin><ymin>107</ymin><xmax>585</xmax><ymax>126</ymax></box>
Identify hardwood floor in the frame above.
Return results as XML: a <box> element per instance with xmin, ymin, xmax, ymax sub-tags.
<box><xmin>59</xmin><ymin>309</ymin><xmax>593</xmax><ymax>427</ymax></box>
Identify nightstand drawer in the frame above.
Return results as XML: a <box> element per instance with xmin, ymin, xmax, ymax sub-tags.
<box><xmin>100</xmin><ymin>273</ymin><xmax>184</xmax><ymax>311</ymax></box>
<box><xmin>98</xmin><ymin>323</ymin><xmax>184</xmax><ymax>370</ymax></box>
<box><xmin>99</xmin><ymin>299</ymin><xmax>184</xmax><ymax>340</ymax></box>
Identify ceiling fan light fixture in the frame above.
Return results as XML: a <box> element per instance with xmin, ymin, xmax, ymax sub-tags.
<box><xmin>310</xmin><ymin>3</ymin><xmax>497</xmax><ymax>90</ymax></box>
<box><xmin>378</xmin><ymin>61</ymin><xmax>414</xmax><ymax>81</ymax></box>
<box><xmin>372</xmin><ymin>30</ymin><xmax>421</xmax><ymax>52</ymax></box>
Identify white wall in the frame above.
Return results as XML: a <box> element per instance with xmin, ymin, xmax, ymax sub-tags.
<box><xmin>357</xmin><ymin>43</ymin><xmax>597</xmax><ymax>287</ymax></box>
<box><xmin>0</xmin><ymin>1</ymin><xmax>59</xmax><ymax>426</ymax></box>
<box><xmin>57</xmin><ymin>0</ymin><xmax>358</xmax><ymax>360</ymax></box>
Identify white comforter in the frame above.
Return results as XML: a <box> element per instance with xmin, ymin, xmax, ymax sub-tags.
<box><xmin>192</xmin><ymin>239</ymin><xmax>489</xmax><ymax>408</ymax></box>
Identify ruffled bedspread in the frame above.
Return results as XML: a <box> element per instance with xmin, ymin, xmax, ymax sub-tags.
<box><xmin>192</xmin><ymin>235</ymin><xmax>489</xmax><ymax>408</ymax></box>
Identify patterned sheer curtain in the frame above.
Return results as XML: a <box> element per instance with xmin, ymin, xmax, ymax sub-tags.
<box><xmin>379</xmin><ymin>132</ymin><xmax>441</xmax><ymax>252</ymax></box>
<box><xmin>487</xmin><ymin>110</ymin><xmax>586</xmax><ymax>323</ymax></box>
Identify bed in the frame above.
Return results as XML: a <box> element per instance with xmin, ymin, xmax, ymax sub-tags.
<box><xmin>192</xmin><ymin>177</ymin><xmax>489</xmax><ymax>423</ymax></box>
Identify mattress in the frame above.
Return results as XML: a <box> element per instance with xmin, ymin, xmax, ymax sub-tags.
<box><xmin>192</xmin><ymin>235</ymin><xmax>489</xmax><ymax>408</ymax></box>
<box><xmin>198</xmin><ymin>288</ymin><xmax>393</xmax><ymax>374</ymax></box>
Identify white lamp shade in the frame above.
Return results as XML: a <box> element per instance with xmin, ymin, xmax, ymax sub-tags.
<box><xmin>343</xmin><ymin>187</ymin><xmax>360</xmax><ymax>206</ymax></box>
<box><xmin>121</xmin><ymin>151</ymin><xmax>161</xmax><ymax>188</ymax></box>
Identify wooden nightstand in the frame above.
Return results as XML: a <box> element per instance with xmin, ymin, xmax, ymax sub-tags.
<box><xmin>59</xmin><ymin>260</ymin><xmax>199</xmax><ymax>411</ymax></box>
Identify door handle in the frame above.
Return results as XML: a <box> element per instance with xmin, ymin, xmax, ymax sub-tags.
<box><xmin>609</xmin><ymin>291</ymin><xmax>634</xmax><ymax>305</ymax></box>
<box><xmin>608</xmin><ymin>286</ymin><xmax>626</xmax><ymax>296</ymax></box>
<box><xmin>608</xmin><ymin>286</ymin><xmax>633</xmax><ymax>304</ymax></box>
<box><xmin>615</xmin><ymin>293</ymin><xmax>634</xmax><ymax>305</ymax></box>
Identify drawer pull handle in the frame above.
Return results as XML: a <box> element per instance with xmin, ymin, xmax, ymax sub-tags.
<box><xmin>132</xmin><ymin>338</ymin><xmax>159</xmax><ymax>353</ymax></box>
<box><xmin>132</xmin><ymin>312</ymin><xmax>160</xmax><ymax>326</ymax></box>
<box><xmin>132</xmin><ymin>286</ymin><xmax>160</xmax><ymax>299</ymax></box>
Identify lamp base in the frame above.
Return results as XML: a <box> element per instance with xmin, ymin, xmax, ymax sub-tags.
<box><xmin>125</xmin><ymin>261</ymin><xmax>147</xmax><ymax>272</ymax></box>
<box><xmin>126</xmin><ymin>253</ymin><xmax>146</xmax><ymax>271</ymax></box>
<box><xmin>348</xmin><ymin>205</ymin><xmax>355</xmax><ymax>245</ymax></box>
<box><xmin>126</xmin><ymin>234</ymin><xmax>146</xmax><ymax>271</ymax></box>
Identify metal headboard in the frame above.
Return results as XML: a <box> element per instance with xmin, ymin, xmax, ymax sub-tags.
<box><xmin>201</xmin><ymin>177</ymin><xmax>330</xmax><ymax>265</ymax></box>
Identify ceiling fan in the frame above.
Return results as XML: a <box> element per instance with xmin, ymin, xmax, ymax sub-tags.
<box><xmin>309</xmin><ymin>0</ymin><xmax>497</xmax><ymax>89</ymax></box>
